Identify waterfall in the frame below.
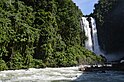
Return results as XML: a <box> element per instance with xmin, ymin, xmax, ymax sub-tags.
<box><xmin>90</xmin><ymin>17</ymin><xmax>103</xmax><ymax>55</ymax></box>
<box><xmin>81</xmin><ymin>17</ymin><xmax>93</xmax><ymax>51</ymax></box>
<box><xmin>81</xmin><ymin>17</ymin><xmax>103</xmax><ymax>55</ymax></box>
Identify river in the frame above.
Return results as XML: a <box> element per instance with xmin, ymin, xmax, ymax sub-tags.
<box><xmin>0</xmin><ymin>67</ymin><xmax>124</xmax><ymax>82</ymax></box>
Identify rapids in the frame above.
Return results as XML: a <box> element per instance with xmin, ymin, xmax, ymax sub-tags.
<box><xmin>0</xmin><ymin>67</ymin><xmax>124</xmax><ymax>82</ymax></box>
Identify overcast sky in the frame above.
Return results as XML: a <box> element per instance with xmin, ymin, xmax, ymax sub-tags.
<box><xmin>72</xmin><ymin>0</ymin><xmax>98</xmax><ymax>15</ymax></box>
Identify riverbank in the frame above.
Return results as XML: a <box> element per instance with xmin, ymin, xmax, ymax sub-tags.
<box><xmin>79</xmin><ymin>63</ymin><xmax>124</xmax><ymax>72</ymax></box>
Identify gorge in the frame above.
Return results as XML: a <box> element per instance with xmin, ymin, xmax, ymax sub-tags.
<box><xmin>0</xmin><ymin>0</ymin><xmax>124</xmax><ymax>70</ymax></box>
<box><xmin>0</xmin><ymin>0</ymin><xmax>124</xmax><ymax>82</ymax></box>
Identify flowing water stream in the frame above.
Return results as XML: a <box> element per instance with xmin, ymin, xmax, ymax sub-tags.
<box><xmin>0</xmin><ymin>67</ymin><xmax>124</xmax><ymax>82</ymax></box>
<box><xmin>0</xmin><ymin>67</ymin><xmax>82</xmax><ymax>82</ymax></box>
<box><xmin>80</xmin><ymin>17</ymin><xmax>103</xmax><ymax>55</ymax></box>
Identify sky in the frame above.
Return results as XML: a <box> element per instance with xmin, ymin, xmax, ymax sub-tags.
<box><xmin>72</xmin><ymin>0</ymin><xmax>98</xmax><ymax>15</ymax></box>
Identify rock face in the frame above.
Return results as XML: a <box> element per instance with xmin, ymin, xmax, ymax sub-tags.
<box><xmin>79</xmin><ymin>64</ymin><xmax>124</xmax><ymax>72</ymax></box>
<box><xmin>94</xmin><ymin>0</ymin><xmax>124</xmax><ymax>53</ymax></box>
<box><xmin>103</xmin><ymin>0</ymin><xmax>124</xmax><ymax>52</ymax></box>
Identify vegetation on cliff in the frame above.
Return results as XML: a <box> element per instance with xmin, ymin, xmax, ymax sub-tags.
<box><xmin>93</xmin><ymin>0</ymin><xmax>124</xmax><ymax>53</ymax></box>
<box><xmin>0</xmin><ymin>0</ymin><xmax>103</xmax><ymax>71</ymax></box>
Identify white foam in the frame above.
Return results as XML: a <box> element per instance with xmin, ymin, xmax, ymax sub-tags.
<box><xmin>0</xmin><ymin>67</ymin><xmax>82</xmax><ymax>82</ymax></box>
<box><xmin>81</xmin><ymin>17</ymin><xmax>104</xmax><ymax>56</ymax></box>
<box><xmin>81</xmin><ymin>17</ymin><xmax>93</xmax><ymax>51</ymax></box>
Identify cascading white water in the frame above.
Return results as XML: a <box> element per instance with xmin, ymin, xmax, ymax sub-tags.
<box><xmin>90</xmin><ymin>17</ymin><xmax>103</xmax><ymax>55</ymax></box>
<box><xmin>0</xmin><ymin>67</ymin><xmax>82</xmax><ymax>82</ymax></box>
<box><xmin>81</xmin><ymin>17</ymin><xmax>93</xmax><ymax>51</ymax></box>
<box><xmin>81</xmin><ymin>17</ymin><xmax>103</xmax><ymax>55</ymax></box>
<box><xmin>81</xmin><ymin>17</ymin><xmax>124</xmax><ymax>61</ymax></box>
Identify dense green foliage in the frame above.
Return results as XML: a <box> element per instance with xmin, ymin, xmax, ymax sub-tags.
<box><xmin>0</xmin><ymin>0</ymin><xmax>103</xmax><ymax>71</ymax></box>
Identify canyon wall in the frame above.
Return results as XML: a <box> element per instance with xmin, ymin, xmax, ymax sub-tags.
<box><xmin>93</xmin><ymin>0</ymin><xmax>124</xmax><ymax>53</ymax></box>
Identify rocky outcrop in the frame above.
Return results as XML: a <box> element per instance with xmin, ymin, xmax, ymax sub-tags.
<box><xmin>79</xmin><ymin>63</ymin><xmax>124</xmax><ymax>72</ymax></box>
<box><xmin>103</xmin><ymin>0</ymin><xmax>124</xmax><ymax>52</ymax></box>
<box><xmin>94</xmin><ymin>0</ymin><xmax>124</xmax><ymax>53</ymax></box>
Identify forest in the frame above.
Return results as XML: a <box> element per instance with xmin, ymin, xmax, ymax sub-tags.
<box><xmin>0</xmin><ymin>0</ymin><xmax>103</xmax><ymax>71</ymax></box>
